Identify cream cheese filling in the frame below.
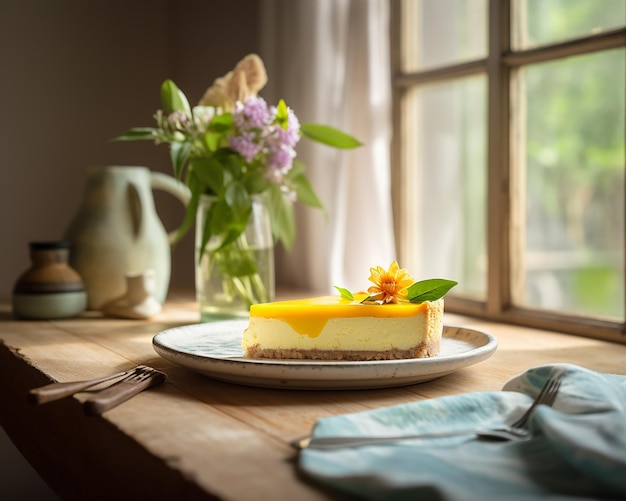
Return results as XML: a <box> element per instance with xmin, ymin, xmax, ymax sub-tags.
<box><xmin>242</xmin><ymin>316</ymin><xmax>436</xmax><ymax>351</ymax></box>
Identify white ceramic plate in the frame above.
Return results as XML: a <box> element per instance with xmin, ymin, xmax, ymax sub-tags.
<box><xmin>152</xmin><ymin>321</ymin><xmax>497</xmax><ymax>390</ymax></box>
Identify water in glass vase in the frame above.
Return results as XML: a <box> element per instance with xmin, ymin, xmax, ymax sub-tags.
<box><xmin>196</xmin><ymin>244</ymin><xmax>274</xmax><ymax>321</ymax></box>
<box><xmin>195</xmin><ymin>194</ymin><xmax>275</xmax><ymax>321</ymax></box>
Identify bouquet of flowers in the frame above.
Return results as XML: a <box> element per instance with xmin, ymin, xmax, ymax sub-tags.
<box><xmin>115</xmin><ymin>54</ymin><xmax>360</xmax><ymax>312</ymax></box>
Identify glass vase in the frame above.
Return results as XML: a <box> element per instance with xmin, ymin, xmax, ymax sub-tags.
<box><xmin>195</xmin><ymin>194</ymin><xmax>275</xmax><ymax>321</ymax></box>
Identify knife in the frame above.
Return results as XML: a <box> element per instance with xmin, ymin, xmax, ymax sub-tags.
<box><xmin>292</xmin><ymin>430</ymin><xmax>480</xmax><ymax>450</ymax></box>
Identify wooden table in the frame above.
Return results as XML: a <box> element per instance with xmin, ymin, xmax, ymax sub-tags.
<box><xmin>1</xmin><ymin>294</ymin><xmax>625</xmax><ymax>500</ymax></box>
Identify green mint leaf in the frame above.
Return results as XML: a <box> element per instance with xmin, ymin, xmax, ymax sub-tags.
<box><xmin>301</xmin><ymin>123</ymin><xmax>362</xmax><ymax>149</ymax></box>
<box><xmin>360</xmin><ymin>295</ymin><xmax>380</xmax><ymax>304</ymax></box>
<box><xmin>407</xmin><ymin>279</ymin><xmax>458</xmax><ymax>303</ymax></box>
<box><xmin>334</xmin><ymin>286</ymin><xmax>354</xmax><ymax>301</ymax></box>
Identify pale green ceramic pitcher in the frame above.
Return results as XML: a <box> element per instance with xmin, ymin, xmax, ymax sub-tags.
<box><xmin>64</xmin><ymin>166</ymin><xmax>190</xmax><ymax>310</ymax></box>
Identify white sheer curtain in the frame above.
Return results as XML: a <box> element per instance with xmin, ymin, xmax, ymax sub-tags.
<box><xmin>261</xmin><ymin>0</ymin><xmax>395</xmax><ymax>293</ymax></box>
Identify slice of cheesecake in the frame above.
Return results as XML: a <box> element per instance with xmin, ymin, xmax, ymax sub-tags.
<box><xmin>242</xmin><ymin>294</ymin><xmax>444</xmax><ymax>361</ymax></box>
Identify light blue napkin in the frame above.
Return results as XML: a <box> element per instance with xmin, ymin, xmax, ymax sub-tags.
<box><xmin>298</xmin><ymin>364</ymin><xmax>626</xmax><ymax>500</ymax></box>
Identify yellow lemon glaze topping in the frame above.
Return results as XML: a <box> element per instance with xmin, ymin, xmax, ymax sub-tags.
<box><xmin>249</xmin><ymin>295</ymin><xmax>431</xmax><ymax>338</ymax></box>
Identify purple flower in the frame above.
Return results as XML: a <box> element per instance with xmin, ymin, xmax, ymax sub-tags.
<box><xmin>227</xmin><ymin>96</ymin><xmax>302</xmax><ymax>184</ymax></box>
<box><xmin>276</xmin><ymin>126</ymin><xmax>299</xmax><ymax>149</ymax></box>
<box><xmin>267</xmin><ymin>105</ymin><xmax>301</xmax><ymax>148</ymax></box>
<box><xmin>268</xmin><ymin>145</ymin><xmax>294</xmax><ymax>172</ymax></box>
<box><xmin>263</xmin><ymin>142</ymin><xmax>296</xmax><ymax>184</ymax></box>
<box><xmin>234</xmin><ymin>97</ymin><xmax>272</xmax><ymax>129</ymax></box>
<box><xmin>228</xmin><ymin>132</ymin><xmax>262</xmax><ymax>162</ymax></box>
<box><xmin>284</xmin><ymin>108</ymin><xmax>301</xmax><ymax>146</ymax></box>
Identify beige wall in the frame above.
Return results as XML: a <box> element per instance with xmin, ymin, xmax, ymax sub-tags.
<box><xmin>0</xmin><ymin>0</ymin><xmax>261</xmax><ymax>301</ymax></box>
<box><xmin>0</xmin><ymin>1</ymin><xmax>261</xmax><ymax>495</ymax></box>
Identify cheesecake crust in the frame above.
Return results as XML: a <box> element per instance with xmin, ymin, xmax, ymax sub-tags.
<box><xmin>244</xmin><ymin>337</ymin><xmax>440</xmax><ymax>361</ymax></box>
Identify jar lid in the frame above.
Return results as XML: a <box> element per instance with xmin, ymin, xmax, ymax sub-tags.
<box><xmin>29</xmin><ymin>241</ymin><xmax>71</xmax><ymax>250</ymax></box>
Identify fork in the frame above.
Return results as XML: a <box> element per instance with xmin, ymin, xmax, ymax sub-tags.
<box><xmin>294</xmin><ymin>376</ymin><xmax>562</xmax><ymax>450</ymax></box>
<box><xmin>83</xmin><ymin>365</ymin><xmax>167</xmax><ymax>416</ymax></box>
<box><xmin>29</xmin><ymin>367</ymin><xmax>140</xmax><ymax>405</ymax></box>
<box><xmin>488</xmin><ymin>376</ymin><xmax>561</xmax><ymax>438</ymax></box>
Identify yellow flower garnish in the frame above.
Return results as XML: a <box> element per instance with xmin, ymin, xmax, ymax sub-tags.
<box><xmin>366</xmin><ymin>261</ymin><xmax>414</xmax><ymax>304</ymax></box>
<box><xmin>334</xmin><ymin>263</ymin><xmax>457</xmax><ymax>304</ymax></box>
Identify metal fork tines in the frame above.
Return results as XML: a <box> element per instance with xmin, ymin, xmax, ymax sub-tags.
<box><xmin>294</xmin><ymin>375</ymin><xmax>562</xmax><ymax>450</ymax></box>
<box><xmin>476</xmin><ymin>375</ymin><xmax>562</xmax><ymax>440</ymax></box>
<box><xmin>507</xmin><ymin>377</ymin><xmax>561</xmax><ymax>430</ymax></box>
<box><xmin>118</xmin><ymin>365</ymin><xmax>152</xmax><ymax>382</ymax></box>
<box><xmin>83</xmin><ymin>365</ymin><xmax>167</xmax><ymax>416</ymax></box>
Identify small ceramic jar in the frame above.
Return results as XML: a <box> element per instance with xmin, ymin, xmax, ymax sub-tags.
<box><xmin>12</xmin><ymin>241</ymin><xmax>87</xmax><ymax>320</ymax></box>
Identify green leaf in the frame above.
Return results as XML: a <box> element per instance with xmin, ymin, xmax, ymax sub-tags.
<box><xmin>301</xmin><ymin>123</ymin><xmax>362</xmax><ymax>149</ymax></box>
<box><xmin>200</xmin><ymin>198</ymin><xmax>248</xmax><ymax>255</ymax></box>
<box><xmin>173</xmin><ymin>174</ymin><xmax>203</xmax><ymax>246</ymax></box>
<box><xmin>360</xmin><ymin>295</ymin><xmax>379</xmax><ymax>304</ymax></box>
<box><xmin>267</xmin><ymin>184</ymin><xmax>295</xmax><ymax>249</ymax></box>
<box><xmin>216</xmin><ymin>250</ymin><xmax>258</xmax><ymax>278</ymax></box>
<box><xmin>199</xmin><ymin>200</ymin><xmax>218</xmax><ymax>256</ymax></box>
<box><xmin>242</xmin><ymin>171</ymin><xmax>271</xmax><ymax>194</ymax></box>
<box><xmin>287</xmin><ymin>159</ymin><xmax>306</xmax><ymax>177</ymax></box>
<box><xmin>207</xmin><ymin>199</ymin><xmax>231</xmax><ymax>238</ymax></box>
<box><xmin>218</xmin><ymin>228</ymin><xmax>246</xmax><ymax>250</ymax></box>
<box><xmin>216</xmin><ymin>149</ymin><xmax>245</xmax><ymax>179</ymax></box>
<box><xmin>160</xmin><ymin>79</ymin><xmax>191</xmax><ymax>116</ymax></box>
<box><xmin>170</xmin><ymin>141</ymin><xmax>192</xmax><ymax>180</ymax></box>
<box><xmin>203</xmin><ymin>131</ymin><xmax>222</xmax><ymax>152</ymax></box>
<box><xmin>200</xmin><ymin>184</ymin><xmax>252</xmax><ymax>253</ymax></box>
<box><xmin>224</xmin><ymin>181</ymin><xmax>250</xmax><ymax>216</ymax></box>
<box><xmin>334</xmin><ymin>286</ymin><xmax>354</xmax><ymax>301</ymax></box>
<box><xmin>111</xmin><ymin>127</ymin><xmax>158</xmax><ymax>142</ymax></box>
<box><xmin>407</xmin><ymin>279</ymin><xmax>458</xmax><ymax>303</ymax></box>
<box><xmin>218</xmin><ymin>219</ymin><xmax>251</xmax><ymax>252</ymax></box>
<box><xmin>292</xmin><ymin>173</ymin><xmax>324</xmax><ymax>210</ymax></box>
<box><xmin>191</xmin><ymin>156</ymin><xmax>224</xmax><ymax>195</ymax></box>
<box><xmin>209</xmin><ymin>113</ymin><xmax>234</xmax><ymax>132</ymax></box>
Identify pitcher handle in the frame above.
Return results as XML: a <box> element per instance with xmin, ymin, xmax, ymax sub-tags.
<box><xmin>150</xmin><ymin>171</ymin><xmax>191</xmax><ymax>245</ymax></box>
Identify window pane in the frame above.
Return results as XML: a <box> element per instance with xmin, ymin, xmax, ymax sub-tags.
<box><xmin>401</xmin><ymin>0</ymin><xmax>487</xmax><ymax>72</ymax></box>
<box><xmin>402</xmin><ymin>76</ymin><xmax>487</xmax><ymax>298</ymax></box>
<box><xmin>512</xmin><ymin>0</ymin><xmax>626</xmax><ymax>50</ymax></box>
<box><xmin>515</xmin><ymin>49</ymin><xmax>625</xmax><ymax>320</ymax></box>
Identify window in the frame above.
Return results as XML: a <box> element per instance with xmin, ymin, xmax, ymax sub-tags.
<box><xmin>392</xmin><ymin>0</ymin><xmax>626</xmax><ymax>342</ymax></box>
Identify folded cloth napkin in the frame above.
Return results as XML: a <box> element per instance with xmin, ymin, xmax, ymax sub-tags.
<box><xmin>298</xmin><ymin>364</ymin><xmax>626</xmax><ymax>500</ymax></box>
